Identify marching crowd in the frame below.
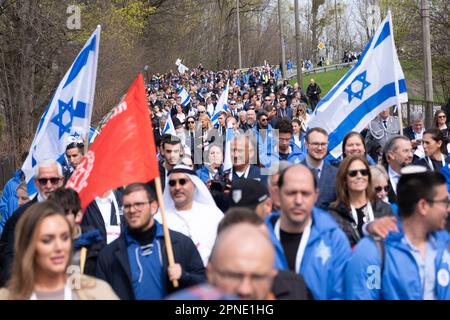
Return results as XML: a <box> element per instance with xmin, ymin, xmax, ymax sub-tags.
<box><xmin>0</xmin><ymin>64</ymin><xmax>448</xmax><ymax>300</ymax></box>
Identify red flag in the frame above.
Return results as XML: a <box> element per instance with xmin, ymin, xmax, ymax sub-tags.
<box><xmin>66</xmin><ymin>74</ymin><xmax>159</xmax><ymax>209</ymax></box>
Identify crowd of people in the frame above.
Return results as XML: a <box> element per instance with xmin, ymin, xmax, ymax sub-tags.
<box><xmin>0</xmin><ymin>64</ymin><xmax>448</xmax><ymax>300</ymax></box>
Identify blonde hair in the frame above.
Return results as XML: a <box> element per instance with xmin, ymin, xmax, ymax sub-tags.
<box><xmin>6</xmin><ymin>201</ymin><xmax>72</xmax><ymax>299</ymax></box>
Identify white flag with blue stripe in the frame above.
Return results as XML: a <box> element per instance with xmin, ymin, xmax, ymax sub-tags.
<box><xmin>211</xmin><ymin>81</ymin><xmax>229</xmax><ymax>126</ymax></box>
<box><xmin>22</xmin><ymin>26</ymin><xmax>101</xmax><ymax>195</ymax></box>
<box><xmin>308</xmin><ymin>12</ymin><xmax>407</xmax><ymax>159</ymax></box>
<box><xmin>177</xmin><ymin>86</ymin><xmax>191</xmax><ymax>107</ymax></box>
<box><xmin>163</xmin><ymin>115</ymin><xmax>176</xmax><ymax>136</ymax></box>
<box><xmin>223</xmin><ymin>121</ymin><xmax>234</xmax><ymax>171</ymax></box>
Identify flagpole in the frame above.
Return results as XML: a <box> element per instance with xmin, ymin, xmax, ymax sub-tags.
<box><xmin>388</xmin><ymin>10</ymin><xmax>403</xmax><ymax>135</ymax></box>
<box><xmin>154</xmin><ymin>176</ymin><xmax>179</xmax><ymax>288</ymax></box>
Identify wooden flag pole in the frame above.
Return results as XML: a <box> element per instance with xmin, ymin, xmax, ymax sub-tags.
<box><xmin>154</xmin><ymin>176</ymin><xmax>179</xmax><ymax>288</ymax></box>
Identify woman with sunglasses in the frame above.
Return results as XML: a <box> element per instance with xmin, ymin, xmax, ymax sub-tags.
<box><xmin>0</xmin><ymin>201</ymin><xmax>118</xmax><ymax>300</ymax></box>
<box><xmin>370</xmin><ymin>164</ymin><xmax>390</xmax><ymax>203</ymax></box>
<box><xmin>432</xmin><ymin>110</ymin><xmax>449</xmax><ymax>139</ymax></box>
<box><xmin>328</xmin><ymin>155</ymin><xmax>393</xmax><ymax>247</ymax></box>
<box><xmin>415</xmin><ymin>128</ymin><xmax>450</xmax><ymax>171</ymax></box>
<box><xmin>293</xmin><ymin>103</ymin><xmax>310</xmax><ymax>133</ymax></box>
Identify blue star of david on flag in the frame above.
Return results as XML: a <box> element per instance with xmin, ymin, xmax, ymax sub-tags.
<box><xmin>22</xmin><ymin>26</ymin><xmax>101</xmax><ymax>197</ymax></box>
<box><xmin>344</xmin><ymin>71</ymin><xmax>371</xmax><ymax>103</ymax></box>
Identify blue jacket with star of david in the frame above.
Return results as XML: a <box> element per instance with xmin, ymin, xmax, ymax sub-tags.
<box><xmin>345</xmin><ymin>223</ymin><xmax>450</xmax><ymax>300</ymax></box>
<box><xmin>266</xmin><ymin>207</ymin><xmax>352</xmax><ymax>300</ymax></box>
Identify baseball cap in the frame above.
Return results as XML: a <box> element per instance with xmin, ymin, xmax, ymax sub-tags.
<box><xmin>229</xmin><ymin>179</ymin><xmax>269</xmax><ymax>209</ymax></box>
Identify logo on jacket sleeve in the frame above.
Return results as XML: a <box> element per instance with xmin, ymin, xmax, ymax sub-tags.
<box><xmin>437</xmin><ymin>269</ymin><xmax>449</xmax><ymax>287</ymax></box>
<box><xmin>316</xmin><ymin>240</ymin><xmax>331</xmax><ymax>265</ymax></box>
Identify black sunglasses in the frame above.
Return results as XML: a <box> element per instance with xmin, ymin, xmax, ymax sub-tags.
<box><xmin>347</xmin><ymin>169</ymin><xmax>369</xmax><ymax>177</ymax></box>
<box><xmin>375</xmin><ymin>185</ymin><xmax>390</xmax><ymax>193</ymax></box>
<box><xmin>187</xmin><ymin>121</ymin><xmax>195</xmax><ymax>124</ymax></box>
<box><xmin>37</xmin><ymin>177</ymin><xmax>62</xmax><ymax>186</ymax></box>
<box><xmin>260</xmin><ymin>118</ymin><xmax>268</xmax><ymax>122</ymax></box>
<box><xmin>168</xmin><ymin>178</ymin><xmax>188</xmax><ymax>187</ymax></box>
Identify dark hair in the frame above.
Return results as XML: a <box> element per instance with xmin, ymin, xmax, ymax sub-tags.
<box><xmin>274</xmin><ymin>119</ymin><xmax>292</xmax><ymax>134</ymax></box>
<box><xmin>305</xmin><ymin>127</ymin><xmax>328</xmax><ymax>143</ymax></box>
<box><xmin>184</xmin><ymin>116</ymin><xmax>196</xmax><ymax>130</ymax></box>
<box><xmin>123</xmin><ymin>182</ymin><xmax>156</xmax><ymax>203</ymax></box>
<box><xmin>397</xmin><ymin>171</ymin><xmax>447</xmax><ymax>218</ymax></box>
<box><xmin>217</xmin><ymin>207</ymin><xmax>263</xmax><ymax>234</ymax></box>
<box><xmin>256</xmin><ymin>110</ymin><xmax>269</xmax><ymax>121</ymax></box>
<box><xmin>160</xmin><ymin>134</ymin><xmax>181</xmax><ymax>149</ymax></box>
<box><xmin>432</xmin><ymin>109</ymin><xmax>447</xmax><ymax>129</ymax></box>
<box><xmin>331</xmin><ymin>155</ymin><xmax>374</xmax><ymax>209</ymax></box>
<box><xmin>48</xmin><ymin>188</ymin><xmax>81</xmax><ymax>217</ymax></box>
<box><xmin>423</xmin><ymin>128</ymin><xmax>448</xmax><ymax>154</ymax></box>
<box><xmin>382</xmin><ymin>135</ymin><xmax>411</xmax><ymax>166</ymax></box>
<box><xmin>66</xmin><ymin>142</ymin><xmax>84</xmax><ymax>153</ymax></box>
<box><xmin>342</xmin><ymin>132</ymin><xmax>367</xmax><ymax>158</ymax></box>
<box><xmin>278</xmin><ymin>164</ymin><xmax>317</xmax><ymax>190</ymax></box>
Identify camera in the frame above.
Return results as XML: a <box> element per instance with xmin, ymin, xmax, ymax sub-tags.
<box><xmin>209</xmin><ymin>171</ymin><xmax>231</xmax><ymax>194</ymax></box>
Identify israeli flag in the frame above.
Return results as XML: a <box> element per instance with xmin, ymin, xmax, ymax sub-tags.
<box><xmin>163</xmin><ymin>115</ymin><xmax>176</xmax><ymax>136</ymax></box>
<box><xmin>308</xmin><ymin>12</ymin><xmax>407</xmax><ymax>159</ymax></box>
<box><xmin>22</xmin><ymin>26</ymin><xmax>101</xmax><ymax>195</ymax></box>
<box><xmin>211</xmin><ymin>81</ymin><xmax>229</xmax><ymax>126</ymax></box>
<box><xmin>177</xmin><ymin>86</ymin><xmax>191</xmax><ymax>107</ymax></box>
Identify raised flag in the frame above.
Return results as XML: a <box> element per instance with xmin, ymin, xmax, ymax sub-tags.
<box><xmin>211</xmin><ymin>81</ymin><xmax>229</xmax><ymax>126</ymax></box>
<box><xmin>177</xmin><ymin>86</ymin><xmax>191</xmax><ymax>107</ymax></box>
<box><xmin>163</xmin><ymin>115</ymin><xmax>177</xmax><ymax>136</ymax></box>
<box><xmin>308</xmin><ymin>11</ymin><xmax>407</xmax><ymax>159</ymax></box>
<box><xmin>66</xmin><ymin>74</ymin><xmax>159</xmax><ymax>209</ymax></box>
<box><xmin>22</xmin><ymin>26</ymin><xmax>101</xmax><ymax>196</ymax></box>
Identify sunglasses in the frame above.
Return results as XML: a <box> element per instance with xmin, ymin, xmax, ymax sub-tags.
<box><xmin>438</xmin><ymin>115</ymin><xmax>446</xmax><ymax>118</ymax></box>
<box><xmin>168</xmin><ymin>178</ymin><xmax>188</xmax><ymax>187</ymax></box>
<box><xmin>37</xmin><ymin>177</ymin><xmax>62</xmax><ymax>186</ymax></box>
<box><xmin>187</xmin><ymin>121</ymin><xmax>195</xmax><ymax>124</ymax></box>
<box><xmin>198</xmin><ymin>111</ymin><xmax>205</xmax><ymax>114</ymax></box>
<box><xmin>375</xmin><ymin>185</ymin><xmax>390</xmax><ymax>193</ymax></box>
<box><xmin>260</xmin><ymin>118</ymin><xmax>268</xmax><ymax>122</ymax></box>
<box><xmin>280</xmin><ymin>99</ymin><xmax>286</xmax><ymax>102</ymax></box>
<box><xmin>347</xmin><ymin>169</ymin><xmax>369</xmax><ymax>177</ymax></box>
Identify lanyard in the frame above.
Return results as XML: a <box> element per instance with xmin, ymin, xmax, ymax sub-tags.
<box><xmin>274</xmin><ymin>218</ymin><xmax>312</xmax><ymax>274</ymax></box>
<box><xmin>350</xmin><ymin>202</ymin><xmax>374</xmax><ymax>225</ymax></box>
<box><xmin>30</xmin><ymin>282</ymin><xmax>72</xmax><ymax>300</ymax></box>
<box><xmin>426</xmin><ymin>155</ymin><xmax>445</xmax><ymax>171</ymax></box>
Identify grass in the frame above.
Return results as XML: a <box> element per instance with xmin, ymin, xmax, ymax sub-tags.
<box><xmin>288</xmin><ymin>67</ymin><xmax>351</xmax><ymax>97</ymax></box>
<box><xmin>288</xmin><ymin>61</ymin><xmax>447</xmax><ymax>103</ymax></box>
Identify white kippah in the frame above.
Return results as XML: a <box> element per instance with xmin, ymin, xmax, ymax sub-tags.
<box><xmin>400</xmin><ymin>165</ymin><xmax>427</xmax><ymax>175</ymax></box>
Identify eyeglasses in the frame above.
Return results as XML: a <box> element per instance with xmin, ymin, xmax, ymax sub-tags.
<box><xmin>122</xmin><ymin>201</ymin><xmax>150</xmax><ymax>212</ymax></box>
<box><xmin>375</xmin><ymin>185</ymin><xmax>390</xmax><ymax>193</ymax></box>
<box><xmin>168</xmin><ymin>178</ymin><xmax>188</xmax><ymax>187</ymax></box>
<box><xmin>426</xmin><ymin>197</ymin><xmax>450</xmax><ymax>207</ymax></box>
<box><xmin>347</xmin><ymin>169</ymin><xmax>369</xmax><ymax>177</ymax></box>
<box><xmin>37</xmin><ymin>177</ymin><xmax>62</xmax><ymax>186</ymax></box>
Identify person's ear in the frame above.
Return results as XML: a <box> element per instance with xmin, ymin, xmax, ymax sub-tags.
<box><xmin>150</xmin><ymin>200</ymin><xmax>159</xmax><ymax>215</ymax></box>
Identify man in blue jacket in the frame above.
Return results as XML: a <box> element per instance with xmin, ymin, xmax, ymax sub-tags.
<box><xmin>271</xmin><ymin>119</ymin><xmax>306</xmax><ymax>165</ymax></box>
<box><xmin>96</xmin><ymin>182</ymin><xmax>205</xmax><ymax>300</ymax></box>
<box><xmin>265</xmin><ymin>164</ymin><xmax>351</xmax><ymax>299</ymax></box>
<box><xmin>345</xmin><ymin>166</ymin><xmax>450</xmax><ymax>300</ymax></box>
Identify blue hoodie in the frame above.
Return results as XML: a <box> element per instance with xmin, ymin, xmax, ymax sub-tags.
<box><xmin>0</xmin><ymin>169</ymin><xmax>23</xmax><ymax>235</ymax></box>
<box><xmin>345</xmin><ymin>223</ymin><xmax>450</xmax><ymax>300</ymax></box>
<box><xmin>266</xmin><ymin>208</ymin><xmax>352</xmax><ymax>300</ymax></box>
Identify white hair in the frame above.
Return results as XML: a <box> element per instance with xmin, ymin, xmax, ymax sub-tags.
<box><xmin>34</xmin><ymin>159</ymin><xmax>63</xmax><ymax>178</ymax></box>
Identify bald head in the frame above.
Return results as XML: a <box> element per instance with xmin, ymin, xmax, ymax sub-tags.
<box><xmin>208</xmin><ymin>223</ymin><xmax>276</xmax><ymax>300</ymax></box>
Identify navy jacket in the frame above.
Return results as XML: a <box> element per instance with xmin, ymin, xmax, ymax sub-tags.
<box><xmin>302</xmin><ymin>160</ymin><xmax>338</xmax><ymax>211</ymax></box>
<box><xmin>96</xmin><ymin>223</ymin><xmax>206</xmax><ymax>300</ymax></box>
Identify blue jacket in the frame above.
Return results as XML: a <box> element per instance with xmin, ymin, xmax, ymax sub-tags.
<box><xmin>266</xmin><ymin>208</ymin><xmax>352</xmax><ymax>300</ymax></box>
<box><xmin>196</xmin><ymin>165</ymin><xmax>225</xmax><ymax>184</ymax></box>
<box><xmin>0</xmin><ymin>169</ymin><xmax>23</xmax><ymax>235</ymax></box>
<box><xmin>273</xmin><ymin>142</ymin><xmax>306</xmax><ymax>165</ymax></box>
<box><xmin>345</xmin><ymin>225</ymin><xmax>450</xmax><ymax>300</ymax></box>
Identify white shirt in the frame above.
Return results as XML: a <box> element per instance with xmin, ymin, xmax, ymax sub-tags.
<box><xmin>388</xmin><ymin>165</ymin><xmax>401</xmax><ymax>194</ymax></box>
<box><xmin>95</xmin><ymin>193</ymin><xmax>120</xmax><ymax>227</ymax></box>
<box><xmin>155</xmin><ymin>202</ymin><xmax>223</xmax><ymax>266</ymax></box>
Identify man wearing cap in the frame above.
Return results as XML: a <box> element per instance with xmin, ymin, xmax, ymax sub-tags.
<box><xmin>266</xmin><ymin>164</ymin><xmax>351</xmax><ymax>300</ymax></box>
<box><xmin>346</xmin><ymin>166</ymin><xmax>450</xmax><ymax>300</ymax></box>
<box><xmin>229</xmin><ymin>179</ymin><xmax>273</xmax><ymax>219</ymax></box>
<box><xmin>156</xmin><ymin>165</ymin><xmax>224</xmax><ymax>266</ymax></box>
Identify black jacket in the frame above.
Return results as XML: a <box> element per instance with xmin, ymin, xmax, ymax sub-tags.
<box><xmin>96</xmin><ymin>226</ymin><xmax>206</xmax><ymax>300</ymax></box>
<box><xmin>328</xmin><ymin>198</ymin><xmax>393</xmax><ymax>247</ymax></box>
<box><xmin>0</xmin><ymin>197</ymin><xmax>38</xmax><ymax>286</ymax></box>
<box><xmin>81</xmin><ymin>189</ymin><xmax>124</xmax><ymax>246</ymax></box>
